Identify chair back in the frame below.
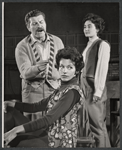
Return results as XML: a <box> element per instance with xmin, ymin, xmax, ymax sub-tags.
<box><xmin>77</xmin><ymin>103</ymin><xmax>95</xmax><ymax>147</ymax></box>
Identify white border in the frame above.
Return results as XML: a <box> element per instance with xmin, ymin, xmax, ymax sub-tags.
<box><xmin>2</xmin><ymin>2</ymin><xmax>4</xmax><ymax>148</ymax></box>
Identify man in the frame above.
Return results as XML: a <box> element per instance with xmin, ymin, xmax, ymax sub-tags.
<box><xmin>15</xmin><ymin>9</ymin><xmax>64</xmax><ymax>121</ymax></box>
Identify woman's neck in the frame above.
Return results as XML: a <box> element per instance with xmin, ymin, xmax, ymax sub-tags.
<box><xmin>61</xmin><ymin>77</ymin><xmax>77</xmax><ymax>84</ymax></box>
<box><xmin>59</xmin><ymin>77</ymin><xmax>78</xmax><ymax>91</ymax></box>
<box><xmin>88</xmin><ymin>36</ymin><xmax>99</xmax><ymax>43</ymax></box>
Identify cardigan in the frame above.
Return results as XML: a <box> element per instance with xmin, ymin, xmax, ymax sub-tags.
<box><xmin>15</xmin><ymin>33</ymin><xmax>64</xmax><ymax>89</ymax></box>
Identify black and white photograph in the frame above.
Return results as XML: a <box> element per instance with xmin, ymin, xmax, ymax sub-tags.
<box><xmin>2</xmin><ymin>1</ymin><xmax>121</xmax><ymax>148</ymax></box>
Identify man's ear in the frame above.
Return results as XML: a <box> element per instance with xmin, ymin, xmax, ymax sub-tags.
<box><xmin>27</xmin><ymin>24</ymin><xmax>30</xmax><ymax>32</ymax></box>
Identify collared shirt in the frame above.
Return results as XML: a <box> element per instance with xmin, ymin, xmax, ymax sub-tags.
<box><xmin>82</xmin><ymin>37</ymin><xmax>99</xmax><ymax>62</ymax></box>
<box><xmin>31</xmin><ymin>33</ymin><xmax>50</xmax><ymax>60</ymax></box>
<box><xmin>82</xmin><ymin>37</ymin><xmax>110</xmax><ymax>97</ymax></box>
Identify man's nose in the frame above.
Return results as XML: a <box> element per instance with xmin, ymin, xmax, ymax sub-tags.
<box><xmin>37</xmin><ymin>22</ymin><xmax>42</xmax><ymax>27</ymax></box>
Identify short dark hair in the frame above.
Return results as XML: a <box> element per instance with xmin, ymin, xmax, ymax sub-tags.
<box><xmin>55</xmin><ymin>47</ymin><xmax>84</xmax><ymax>75</ymax></box>
<box><xmin>82</xmin><ymin>13</ymin><xmax>105</xmax><ymax>35</ymax></box>
<box><xmin>25</xmin><ymin>9</ymin><xmax>45</xmax><ymax>26</ymax></box>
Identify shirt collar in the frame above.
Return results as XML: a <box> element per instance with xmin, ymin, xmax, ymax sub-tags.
<box><xmin>88</xmin><ymin>37</ymin><xmax>99</xmax><ymax>45</ymax></box>
<box><xmin>30</xmin><ymin>33</ymin><xmax>50</xmax><ymax>45</ymax></box>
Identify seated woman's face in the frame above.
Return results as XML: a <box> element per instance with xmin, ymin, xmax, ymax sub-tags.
<box><xmin>59</xmin><ymin>58</ymin><xmax>76</xmax><ymax>81</ymax></box>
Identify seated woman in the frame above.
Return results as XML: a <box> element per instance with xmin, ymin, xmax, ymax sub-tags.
<box><xmin>4</xmin><ymin>47</ymin><xmax>90</xmax><ymax>148</ymax></box>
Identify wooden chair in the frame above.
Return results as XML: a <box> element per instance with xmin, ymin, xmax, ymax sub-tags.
<box><xmin>77</xmin><ymin>104</ymin><xmax>95</xmax><ymax>147</ymax></box>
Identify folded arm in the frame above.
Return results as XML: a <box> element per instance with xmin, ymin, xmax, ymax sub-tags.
<box><xmin>4</xmin><ymin>95</ymin><xmax>51</xmax><ymax>114</ymax></box>
<box><xmin>23</xmin><ymin>89</ymin><xmax>80</xmax><ymax>132</ymax></box>
<box><xmin>4</xmin><ymin>89</ymin><xmax>80</xmax><ymax>146</ymax></box>
<box><xmin>15</xmin><ymin>97</ymin><xmax>50</xmax><ymax>113</ymax></box>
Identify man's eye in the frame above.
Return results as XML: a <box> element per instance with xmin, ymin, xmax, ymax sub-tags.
<box><xmin>32</xmin><ymin>22</ymin><xmax>37</xmax><ymax>25</ymax></box>
<box><xmin>39</xmin><ymin>21</ymin><xmax>43</xmax><ymax>24</ymax></box>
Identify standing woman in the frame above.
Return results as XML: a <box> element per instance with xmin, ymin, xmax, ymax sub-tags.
<box><xmin>80</xmin><ymin>13</ymin><xmax>111</xmax><ymax>147</ymax></box>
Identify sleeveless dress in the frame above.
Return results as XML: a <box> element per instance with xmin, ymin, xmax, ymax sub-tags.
<box><xmin>47</xmin><ymin>84</ymin><xmax>91</xmax><ymax>148</ymax></box>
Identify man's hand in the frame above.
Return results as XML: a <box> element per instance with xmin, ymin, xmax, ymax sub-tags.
<box><xmin>93</xmin><ymin>95</ymin><xmax>100</xmax><ymax>103</ymax></box>
<box><xmin>4</xmin><ymin>101</ymin><xmax>15</xmax><ymax>113</ymax></box>
<box><xmin>37</xmin><ymin>60</ymin><xmax>49</xmax><ymax>72</ymax></box>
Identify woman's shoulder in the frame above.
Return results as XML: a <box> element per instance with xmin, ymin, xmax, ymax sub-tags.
<box><xmin>98</xmin><ymin>39</ymin><xmax>111</xmax><ymax>54</ymax></box>
<box><xmin>64</xmin><ymin>85</ymin><xmax>84</xmax><ymax>97</ymax></box>
<box><xmin>100</xmin><ymin>39</ymin><xmax>110</xmax><ymax>47</ymax></box>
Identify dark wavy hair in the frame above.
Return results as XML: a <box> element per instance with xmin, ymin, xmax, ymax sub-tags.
<box><xmin>25</xmin><ymin>9</ymin><xmax>45</xmax><ymax>27</ymax></box>
<box><xmin>82</xmin><ymin>13</ymin><xmax>105</xmax><ymax>35</ymax></box>
<box><xmin>55</xmin><ymin>47</ymin><xmax>84</xmax><ymax>76</ymax></box>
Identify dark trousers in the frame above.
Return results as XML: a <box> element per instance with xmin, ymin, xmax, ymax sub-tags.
<box><xmin>4</xmin><ymin>107</ymin><xmax>48</xmax><ymax>147</ymax></box>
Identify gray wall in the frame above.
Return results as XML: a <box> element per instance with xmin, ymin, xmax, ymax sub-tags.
<box><xmin>4</xmin><ymin>2</ymin><xmax>119</xmax><ymax>36</ymax></box>
<box><xmin>4</xmin><ymin>2</ymin><xmax>119</xmax><ymax>98</ymax></box>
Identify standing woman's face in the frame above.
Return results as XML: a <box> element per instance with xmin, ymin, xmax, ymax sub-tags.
<box><xmin>83</xmin><ymin>20</ymin><xmax>99</xmax><ymax>38</ymax></box>
<box><xmin>59</xmin><ymin>58</ymin><xmax>76</xmax><ymax>81</ymax></box>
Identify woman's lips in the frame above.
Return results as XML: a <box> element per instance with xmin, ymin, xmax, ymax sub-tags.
<box><xmin>61</xmin><ymin>75</ymin><xmax>68</xmax><ymax>78</ymax></box>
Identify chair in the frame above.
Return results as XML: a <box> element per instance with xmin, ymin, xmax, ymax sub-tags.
<box><xmin>77</xmin><ymin>104</ymin><xmax>95</xmax><ymax>147</ymax></box>
<box><xmin>107</xmin><ymin>81</ymin><xmax>120</xmax><ymax>147</ymax></box>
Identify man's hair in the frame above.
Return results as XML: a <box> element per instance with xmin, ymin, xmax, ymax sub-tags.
<box><xmin>25</xmin><ymin>9</ymin><xmax>45</xmax><ymax>26</ymax></box>
<box><xmin>55</xmin><ymin>46</ymin><xmax>84</xmax><ymax>75</ymax></box>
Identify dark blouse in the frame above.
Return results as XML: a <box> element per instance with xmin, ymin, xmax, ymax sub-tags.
<box><xmin>15</xmin><ymin>77</ymin><xmax>80</xmax><ymax>133</ymax></box>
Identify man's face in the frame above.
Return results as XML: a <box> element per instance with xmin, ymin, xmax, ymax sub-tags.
<box><xmin>27</xmin><ymin>15</ymin><xmax>46</xmax><ymax>41</ymax></box>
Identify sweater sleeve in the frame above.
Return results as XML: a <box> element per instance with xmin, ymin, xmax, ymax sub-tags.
<box><xmin>15</xmin><ymin>96</ymin><xmax>50</xmax><ymax>113</ymax></box>
<box><xmin>15</xmin><ymin>43</ymin><xmax>46</xmax><ymax>80</ymax></box>
<box><xmin>23</xmin><ymin>89</ymin><xmax>80</xmax><ymax>133</ymax></box>
<box><xmin>15</xmin><ymin>44</ymin><xmax>40</xmax><ymax>80</ymax></box>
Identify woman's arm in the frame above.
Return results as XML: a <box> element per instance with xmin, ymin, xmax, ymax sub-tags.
<box><xmin>94</xmin><ymin>41</ymin><xmax>110</xmax><ymax>98</ymax></box>
<box><xmin>23</xmin><ymin>89</ymin><xmax>80</xmax><ymax>133</ymax></box>
<box><xmin>4</xmin><ymin>90</ymin><xmax>80</xmax><ymax>146</ymax></box>
<box><xmin>4</xmin><ymin>125</ymin><xmax>25</xmax><ymax>147</ymax></box>
<box><xmin>4</xmin><ymin>101</ymin><xmax>16</xmax><ymax>113</ymax></box>
<box><xmin>15</xmin><ymin>96</ymin><xmax>50</xmax><ymax>113</ymax></box>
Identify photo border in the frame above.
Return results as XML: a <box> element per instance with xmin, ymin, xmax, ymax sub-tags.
<box><xmin>1</xmin><ymin>0</ymin><xmax>122</xmax><ymax>150</ymax></box>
